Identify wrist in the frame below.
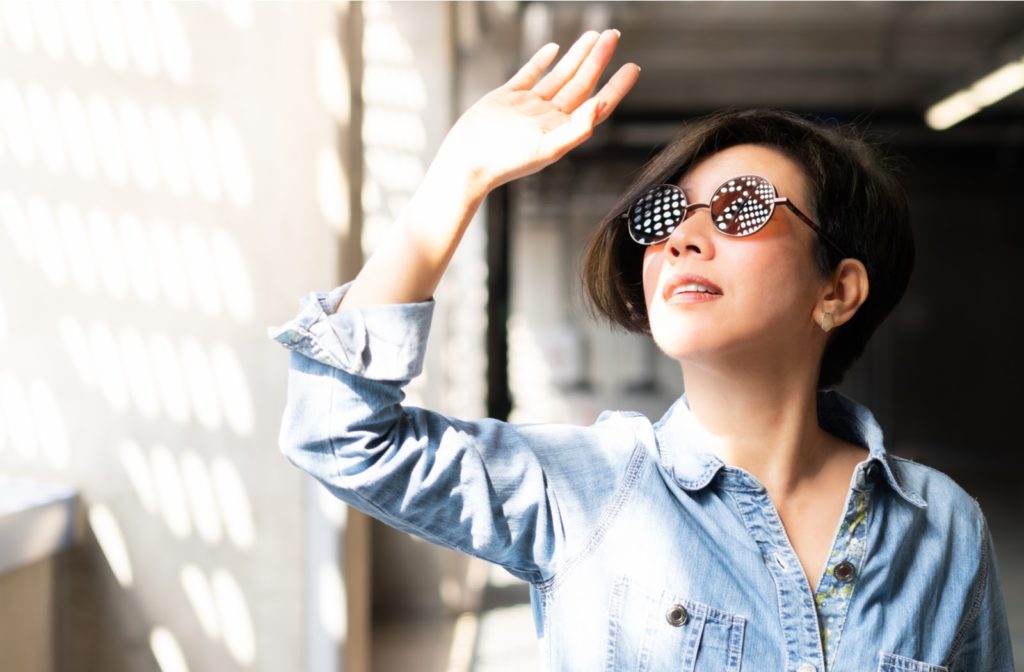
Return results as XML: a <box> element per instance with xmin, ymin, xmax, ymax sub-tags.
<box><xmin>430</xmin><ymin>143</ymin><xmax>495</xmax><ymax>199</ymax></box>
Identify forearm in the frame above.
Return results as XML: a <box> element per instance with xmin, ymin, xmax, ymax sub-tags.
<box><xmin>335</xmin><ymin>153</ymin><xmax>490</xmax><ymax>313</ymax></box>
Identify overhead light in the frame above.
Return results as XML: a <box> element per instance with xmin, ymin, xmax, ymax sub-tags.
<box><xmin>926</xmin><ymin>56</ymin><xmax>1024</xmax><ymax>130</ymax></box>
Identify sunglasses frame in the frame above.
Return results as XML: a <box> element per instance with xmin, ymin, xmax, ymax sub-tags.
<box><xmin>624</xmin><ymin>175</ymin><xmax>849</xmax><ymax>258</ymax></box>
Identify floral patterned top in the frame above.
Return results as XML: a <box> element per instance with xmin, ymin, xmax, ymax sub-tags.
<box><xmin>814</xmin><ymin>487</ymin><xmax>872</xmax><ymax>670</ymax></box>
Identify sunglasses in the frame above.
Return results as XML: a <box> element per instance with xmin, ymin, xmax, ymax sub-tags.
<box><xmin>624</xmin><ymin>175</ymin><xmax>848</xmax><ymax>258</ymax></box>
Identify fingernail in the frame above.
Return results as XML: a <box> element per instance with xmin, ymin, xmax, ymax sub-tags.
<box><xmin>612</xmin><ymin>29</ymin><xmax>621</xmax><ymax>38</ymax></box>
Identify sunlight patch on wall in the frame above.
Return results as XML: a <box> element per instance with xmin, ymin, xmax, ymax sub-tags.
<box><xmin>0</xmin><ymin>373</ymin><xmax>35</xmax><ymax>460</ymax></box>
<box><xmin>180</xmin><ymin>564</ymin><xmax>220</xmax><ymax>640</ymax></box>
<box><xmin>56</xmin><ymin>89</ymin><xmax>97</xmax><ymax>177</ymax></box>
<box><xmin>149</xmin><ymin>332</ymin><xmax>192</xmax><ymax>424</ymax></box>
<box><xmin>217</xmin><ymin>0</ymin><xmax>254</xmax><ymax>32</ymax></box>
<box><xmin>27</xmin><ymin>198</ymin><xmax>67</xmax><ymax>285</ymax></box>
<box><xmin>62</xmin><ymin>0</ymin><xmax>98</xmax><ymax>66</ymax></box>
<box><xmin>89</xmin><ymin>503</ymin><xmax>134</xmax><ymax>587</ymax></box>
<box><xmin>180</xmin><ymin>339</ymin><xmax>223</xmax><ymax>431</ymax></box>
<box><xmin>120</xmin><ymin>213</ymin><xmax>161</xmax><ymax>302</ymax></box>
<box><xmin>211</xmin><ymin>343</ymin><xmax>253</xmax><ymax>437</ymax></box>
<box><xmin>212</xmin><ymin>569</ymin><xmax>256</xmax><ymax>665</ymax></box>
<box><xmin>29</xmin><ymin>380</ymin><xmax>69</xmax><ymax>468</ymax></box>
<box><xmin>180</xmin><ymin>450</ymin><xmax>224</xmax><ymax>544</ymax></box>
<box><xmin>211</xmin><ymin>456</ymin><xmax>255</xmax><ymax>549</ymax></box>
<box><xmin>119</xmin><ymin>329</ymin><xmax>161</xmax><ymax>419</ymax></box>
<box><xmin>180</xmin><ymin>224</ymin><xmax>222</xmax><ymax>316</ymax></box>
<box><xmin>90</xmin><ymin>322</ymin><xmax>130</xmax><ymax>412</ymax></box>
<box><xmin>209</xmin><ymin>228</ymin><xmax>254</xmax><ymax>322</ymax></box>
<box><xmin>87</xmin><ymin>208</ymin><xmax>130</xmax><ymax>297</ymax></box>
<box><xmin>89</xmin><ymin>94</ymin><xmax>129</xmax><ymax>184</ymax></box>
<box><xmin>26</xmin><ymin>84</ymin><xmax>65</xmax><ymax>172</ymax></box>
<box><xmin>151</xmin><ymin>444</ymin><xmax>193</xmax><ymax>539</ymax></box>
<box><xmin>0</xmin><ymin>1</ymin><xmax>34</xmax><ymax>53</ymax></box>
<box><xmin>57</xmin><ymin>317</ymin><xmax>95</xmax><ymax>386</ymax></box>
<box><xmin>93</xmin><ymin>0</ymin><xmax>130</xmax><ymax>72</ymax></box>
<box><xmin>0</xmin><ymin>79</ymin><xmax>34</xmax><ymax>164</ymax></box>
<box><xmin>0</xmin><ymin>191</ymin><xmax>33</xmax><ymax>260</ymax></box>
<box><xmin>150</xmin><ymin>627</ymin><xmax>190</xmax><ymax>672</ymax></box>
<box><xmin>181</xmin><ymin>109</ymin><xmax>221</xmax><ymax>203</ymax></box>
<box><xmin>118</xmin><ymin>439</ymin><xmax>159</xmax><ymax>514</ymax></box>
<box><xmin>58</xmin><ymin>204</ymin><xmax>98</xmax><ymax>292</ymax></box>
<box><xmin>212</xmin><ymin>115</ymin><xmax>252</xmax><ymax>208</ymax></box>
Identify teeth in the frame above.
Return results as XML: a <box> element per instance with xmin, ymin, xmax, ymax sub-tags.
<box><xmin>675</xmin><ymin>283</ymin><xmax>716</xmax><ymax>294</ymax></box>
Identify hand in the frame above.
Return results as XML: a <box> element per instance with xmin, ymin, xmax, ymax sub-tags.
<box><xmin>437</xmin><ymin>29</ymin><xmax>640</xmax><ymax>192</ymax></box>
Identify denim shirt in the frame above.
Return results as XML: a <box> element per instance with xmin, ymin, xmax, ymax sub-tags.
<box><xmin>272</xmin><ymin>284</ymin><xmax>1014</xmax><ymax>672</ymax></box>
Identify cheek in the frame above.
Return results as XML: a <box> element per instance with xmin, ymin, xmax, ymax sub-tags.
<box><xmin>735</xmin><ymin>244</ymin><xmax>820</xmax><ymax>313</ymax></box>
<box><xmin>641</xmin><ymin>247</ymin><xmax>664</xmax><ymax>310</ymax></box>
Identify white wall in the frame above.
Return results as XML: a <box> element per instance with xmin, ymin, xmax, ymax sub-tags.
<box><xmin>0</xmin><ymin>3</ymin><xmax>347</xmax><ymax>670</ymax></box>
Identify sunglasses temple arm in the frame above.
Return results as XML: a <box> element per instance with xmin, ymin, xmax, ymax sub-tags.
<box><xmin>776</xmin><ymin>198</ymin><xmax>848</xmax><ymax>258</ymax></box>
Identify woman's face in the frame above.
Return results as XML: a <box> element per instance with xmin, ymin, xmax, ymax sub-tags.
<box><xmin>642</xmin><ymin>143</ymin><xmax>829</xmax><ymax>367</ymax></box>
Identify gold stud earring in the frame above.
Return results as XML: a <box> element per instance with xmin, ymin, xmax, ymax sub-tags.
<box><xmin>821</xmin><ymin>311</ymin><xmax>834</xmax><ymax>333</ymax></box>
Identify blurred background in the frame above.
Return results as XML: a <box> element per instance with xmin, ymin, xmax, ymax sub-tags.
<box><xmin>0</xmin><ymin>1</ymin><xmax>1021</xmax><ymax>671</ymax></box>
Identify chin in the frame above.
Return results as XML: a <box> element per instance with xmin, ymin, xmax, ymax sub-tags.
<box><xmin>647</xmin><ymin>309</ymin><xmax>741</xmax><ymax>364</ymax></box>
<box><xmin>649</xmin><ymin>324</ymin><xmax>709</xmax><ymax>362</ymax></box>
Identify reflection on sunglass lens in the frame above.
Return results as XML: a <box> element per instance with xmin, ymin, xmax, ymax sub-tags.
<box><xmin>709</xmin><ymin>176</ymin><xmax>777</xmax><ymax>237</ymax></box>
<box><xmin>629</xmin><ymin>185</ymin><xmax>686</xmax><ymax>244</ymax></box>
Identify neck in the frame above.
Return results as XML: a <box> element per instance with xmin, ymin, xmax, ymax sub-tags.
<box><xmin>679</xmin><ymin>355</ymin><xmax>832</xmax><ymax>496</ymax></box>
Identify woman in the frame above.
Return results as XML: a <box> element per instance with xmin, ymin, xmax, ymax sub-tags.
<box><xmin>272</xmin><ymin>30</ymin><xmax>1013</xmax><ymax>671</ymax></box>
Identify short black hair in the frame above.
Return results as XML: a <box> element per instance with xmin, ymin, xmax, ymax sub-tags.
<box><xmin>581</xmin><ymin>109</ymin><xmax>914</xmax><ymax>389</ymax></box>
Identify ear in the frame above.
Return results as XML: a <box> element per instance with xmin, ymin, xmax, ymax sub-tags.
<box><xmin>817</xmin><ymin>258</ymin><xmax>869</xmax><ymax>330</ymax></box>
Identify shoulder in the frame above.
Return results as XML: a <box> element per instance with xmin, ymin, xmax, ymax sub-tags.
<box><xmin>594</xmin><ymin>409</ymin><xmax>660</xmax><ymax>465</ymax></box>
<box><xmin>595</xmin><ymin>408</ymin><xmax>655</xmax><ymax>437</ymax></box>
<box><xmin>885</xmin><ymin>455</ymin><xmax>987</xmax><ymax>541</ymax></box>
<box><xmin>507</xmin><ymin>408</ymin><xmax>655</xmax><ymax>484</ymax></box>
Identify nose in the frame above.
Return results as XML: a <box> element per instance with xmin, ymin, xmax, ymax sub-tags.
<box><xmin>665</xmin><ymin>204</ymin><xmax>714</xmax><ymax>260</ymax></box>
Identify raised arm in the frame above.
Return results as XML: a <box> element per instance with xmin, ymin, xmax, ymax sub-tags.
<box><xmin>337</xmin><ymin>29</ymin><xmax>640</xmax><ymax>312</ymax></box>
<box><xmin>274</xmin><ymin>30</ymin><xmax>644</xmax><ymax>582</ymax></box>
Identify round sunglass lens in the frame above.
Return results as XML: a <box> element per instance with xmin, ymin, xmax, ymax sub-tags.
<box><xmin>628</xmin><ymin>185</ymin><xmax>686</xmax><ymax>244</ymax></box>
<box><xmin>710</xmin><ymin>176</ymin><xmax>776</xmax><ymax>236</ymax></box>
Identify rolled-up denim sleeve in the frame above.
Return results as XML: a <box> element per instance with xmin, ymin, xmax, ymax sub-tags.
<box><xmin>947</xmin><ymin>513</ymin><xmax>1015</xmax><ymax>671</ymax></box>
<box><xmin>270</xmin><ymin>283</ymin><xmax>646</xmax><ymax>584</ymax></box>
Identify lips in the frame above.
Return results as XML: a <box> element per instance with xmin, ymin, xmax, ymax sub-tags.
<box><xmin>663</xmin><ymin>273</ymin><xmax>723</xmax><ymax>303</ymax></box>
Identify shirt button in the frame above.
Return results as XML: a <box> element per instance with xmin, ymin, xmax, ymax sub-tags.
<box><xmin>665</xmin><ymin>604</ymin><xmax>689</xmax><ymax>627</ymax></box>
<box><xmin>796</xmin><ymin>664</ymin><xmax>817</xmax><ymax>672</ymax></box>
<box><xmin>834</xmin><ymin>560</ymin><xmax>857</xmax><ymax>582</ymax></box>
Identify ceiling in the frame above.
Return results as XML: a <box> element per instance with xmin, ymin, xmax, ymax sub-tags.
<box><xmin>504</xmin><ymin>1</ymin><xmax>1024</xmax><ymax>133</ymax></box>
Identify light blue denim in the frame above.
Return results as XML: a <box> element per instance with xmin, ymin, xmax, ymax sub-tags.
<box><xmin>272</xmin><ymin>284</ymin><xmax>1014</xmax><ymax>672</ymax></box>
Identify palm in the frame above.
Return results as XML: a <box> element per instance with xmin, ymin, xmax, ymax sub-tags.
<box><xmin>440</xmin><ymin>30</ymin><xmax>640</xmax><ymax>190</ymax></box>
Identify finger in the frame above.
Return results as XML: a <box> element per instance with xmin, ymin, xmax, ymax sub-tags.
<box><xmin>592</xmin><ymin>63</ymin><xmax>641</xmax><ymax>125</ymax></box>
<box><xmin>531</xmin><ymin>31</ymin><xmax>601</xmax><ymax>100</ymax></box>
<box><xmin>506</xmin><ymin>42</ymin><xmax>561</xmax><ymax>90</ymax></box>
<box><xmin>550</xmin><ymin>29</ymin><xmax>620</xmax><ymax>112</ymax></box>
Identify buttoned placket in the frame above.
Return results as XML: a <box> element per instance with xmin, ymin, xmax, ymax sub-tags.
<box><xmin>722</xmin><ymin>461</ymin><xmax>876</xmax><ymax>672</ymax></box>
<box><xmin>812</xmin><ymin>462</ymin><xmax>876</xmax><ymax>669</ymax></box>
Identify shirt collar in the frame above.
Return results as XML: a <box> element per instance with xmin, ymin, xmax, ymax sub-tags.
<box><xmin>653</xmin><ymin>389</ymin><xmax>926</xmax><ymax>508</ymax></box>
